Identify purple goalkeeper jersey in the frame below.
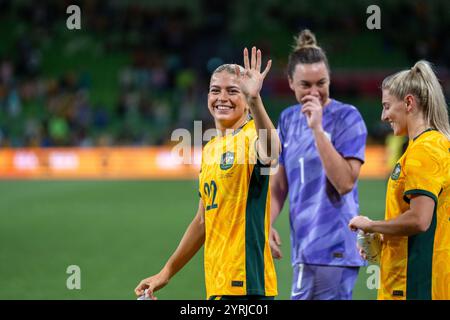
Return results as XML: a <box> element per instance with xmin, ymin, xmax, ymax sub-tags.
<box><xmin>278</xmin><ymin>99</ymin><xmax>367</xmax><ymax>267</ymax></box>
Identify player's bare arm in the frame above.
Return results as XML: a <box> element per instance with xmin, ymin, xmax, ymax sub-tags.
<box><xmin>269</xmin><ymin>164</ymin><xmax>289</xmax><ymax>259</ymax></box>
<box><xmin>349</xmin><ymin>195</ymin><xmax>434</xmax><ymax>236</ymax></box>
<box><xmin>235</xmin><ymin>47</ymin><xmax>280</xmax><ymax>164</ymax></box>
<box><xmin>302</xmin><ymin>94</ymin><xmax>362</xmax><ymax>195</ymax></box>
<box><xmin>135</xmin><ymin>199</ymin><xmax>205</xmax><ymax>299</ymax></box>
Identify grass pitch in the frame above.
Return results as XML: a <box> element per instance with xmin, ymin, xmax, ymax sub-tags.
<box><xmin>0</xmin><ymin>179</ymin><xmax>386</xmax><ymax>300</ymax></box>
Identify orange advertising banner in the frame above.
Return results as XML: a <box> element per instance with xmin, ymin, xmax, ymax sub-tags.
<box><xmin>360</xmin><ymin>146</ymin><xmax>390</xmax><ymax>178</ymax></box>
<box><xmin>0</xmin><ymin>146</ymin><xmax>389</xmax><ymax>179</ymax></box>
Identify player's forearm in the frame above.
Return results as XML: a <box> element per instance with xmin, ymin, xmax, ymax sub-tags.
<box><xmin>248</xmin><ymin>95</ymin><xmax>281</xmax><ymax>160</ymax></box>
<box><xmin>270</xmin><ymin>165</ymin><xmax>288</xmax><ymax>224</ymax></box>
<box><xmin>270</xmin><ymin>201</ymin><xmax>285</xmax><ymax>226</ymax></box>
<box><xmin>312</xmin><ymin>128</ymin><xmax>355</xmax><ymax>195</ymax></box>
<box><xmin>270</xmin><ymin>186</ymin><xmax>288</xmax><ymax>225</ymax></box>
<box><xmin>162</xmin><ymin>215</ymin><xmax>205</xmax><ymax>279</ymax></box>
<box><xmin>369</xmin><ymin>210</ymin><xmax>428</xmax><ymax>236</ymax></box>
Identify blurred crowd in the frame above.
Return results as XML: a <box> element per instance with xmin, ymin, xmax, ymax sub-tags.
<box><xmin>0</xmin><ymin>0</ymin><xmax>448</xmax><ymax>147</ymax></box>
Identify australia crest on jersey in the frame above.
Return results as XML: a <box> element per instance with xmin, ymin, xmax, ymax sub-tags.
<box><xmin>391</xmin><ymin>163</ymin><xmax>401</xmax><ymax>180</ymax></box>
<box><xmin>220</xmin><ymin>151</ymin><xmax>235</xmax><ymax>170</ymax></box>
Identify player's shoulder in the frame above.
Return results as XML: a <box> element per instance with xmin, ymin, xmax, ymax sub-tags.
<box><xmin>243</xmin><ymin>118</ymin><xmax>256</xmax><ymax>132</ymax></box>
<box><xmin>406</xmin><ymin>130</ymin><xmax>449</xmax><ymax>182</ymax></box>
<box><xmin>411</xmin><ymin>129</ymin><xmax>449</xmax><ymax>156</ymax></box>
<box><xmin>279</xmin><ymin>104</ymin><xmax>300</xmax><ymax>120</ymax></box>
<box><xmin>278</xmin><ymin>104</ymin><xmax>300</xmax><ymax>129</ymax></box>
<box><xmin>329</xmin><ymin>99</ymin><xmax>363</xmax><ymax>119</ymax></box>
<box><xmin>328</xmin><ymin>99</ymin><xmax>366</xmax><ymax>133</ymax></box>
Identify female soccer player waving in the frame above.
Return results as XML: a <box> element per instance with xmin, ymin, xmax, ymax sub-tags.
<box><xmin>135</xmin><ymin>47</ymin><xmax>280</xmax><ymax>300</ymax></box>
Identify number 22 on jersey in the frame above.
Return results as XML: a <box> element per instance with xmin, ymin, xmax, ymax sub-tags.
<box><xmin>204</xmin><ymin>180</ymin><xmax>218</xmax><ymax>211</ymax></box>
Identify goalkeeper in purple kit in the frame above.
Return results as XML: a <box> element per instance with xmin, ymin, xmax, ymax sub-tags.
<box><xmin>270</xmin><ymin>30</ymin><xmax>368</xmax><ymax>300</ymax></box>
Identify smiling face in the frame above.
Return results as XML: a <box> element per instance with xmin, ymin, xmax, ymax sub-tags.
<box><xmin>381</xmin><ymin>89</ymin><xmax>408</xmax><ymax>136</ymax></box>
<box><xmin>208</xmin><ymin>70</ymin><xmax>249</xmax><ymax>131</ymax></box>
<box><xmin>288</xmin><ymin>62</ymin><xmax>330</xmax><ymax>107</ymax></box>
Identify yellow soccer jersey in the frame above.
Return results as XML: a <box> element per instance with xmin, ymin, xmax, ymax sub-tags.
<box><xmin>198</xmin><ymin>119</ymin><xmax>277</xmax><ymax>299</ymax></box>
<box><xmin>379</xmin><ymin>129</ymin><xmax>450</xmax><ymax>300</ymax></box>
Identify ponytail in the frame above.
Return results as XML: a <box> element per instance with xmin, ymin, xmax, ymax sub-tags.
<box><xmin>382</xmin><ymin>60</ymin><xmax>450</xmax><ymax>140</ymax></box>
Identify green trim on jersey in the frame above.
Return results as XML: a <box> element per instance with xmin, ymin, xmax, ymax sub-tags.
<box><xmin>404</xmin><ymin>189</ymin><xmax>438</xmax><ymax>300</ymax></box>
<box><xmin>403</xmin><ymin>189</ymin><xmax>438</xmax><ymax>205</ymax></box>
<box><xmin>245</xmin><ymin>161</ymin><xmax>269</xmax><ymax>296</ymax></box>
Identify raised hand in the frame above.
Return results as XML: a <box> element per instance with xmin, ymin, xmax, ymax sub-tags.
<box><xmin>301</xmin><ymin>95</ymin><xmax>323</xmax><ymax>131</ymax></box>
<box><xmin>235</xmin><ymin>46</ymin><xmax>272</xmax><ymax>99</ymax></box>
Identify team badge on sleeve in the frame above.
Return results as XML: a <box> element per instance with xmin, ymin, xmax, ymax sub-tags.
<box><xmin>391</xmin><ymin>163</ymin><xmax>401</xmax><ymax>180</ymax></box>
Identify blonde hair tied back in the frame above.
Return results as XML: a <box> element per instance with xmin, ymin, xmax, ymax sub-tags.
<box><xmin>382</xmin><ymin>60</ymin><xmax>450</xmax><ymax>139</ymax></box>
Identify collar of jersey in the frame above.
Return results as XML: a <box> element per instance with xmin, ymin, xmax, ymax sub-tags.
<box><xmin>413</xmin><ymin>128</ymin><xmax>436</xmax><ymax>141</ymax></box>
<box><xmin>219</xmin><ymin>114</ymin><xmax>252</xmax><ymax>137</ymax></box>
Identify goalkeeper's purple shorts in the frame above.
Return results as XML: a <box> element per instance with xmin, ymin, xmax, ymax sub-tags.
<box><xmin>291</xmin><ymin>264</ymin><xmax>359</xmax><ymax>300</ymax></box>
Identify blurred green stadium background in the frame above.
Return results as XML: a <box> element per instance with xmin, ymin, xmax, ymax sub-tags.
<box><xmin>1</xmin><ymin>0</ymin><xmax>449</xmax><ymax>147</ymax></box>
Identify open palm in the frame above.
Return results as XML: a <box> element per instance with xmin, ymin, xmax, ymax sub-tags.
<box><xmin>235</xmin><ymin>46</ymin><xmax>272</xmax><ymax>98</ymax></box>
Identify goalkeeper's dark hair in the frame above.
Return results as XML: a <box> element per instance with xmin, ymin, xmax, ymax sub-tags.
<box><xmin>287</xmin><ymin>29</ymin><xmax>330</xmax><ymax>80</ymax></box>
